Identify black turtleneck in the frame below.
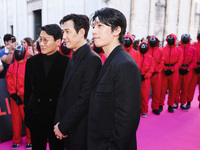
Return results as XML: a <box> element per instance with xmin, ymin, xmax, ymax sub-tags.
<box><xmin>42</xmin><ymin>51</ymin><xmax>58</xmax><ymax>76</ymax></box>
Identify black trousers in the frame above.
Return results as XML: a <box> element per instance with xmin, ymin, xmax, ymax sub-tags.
<box><xmin>30</xmin><ymin>126</ymin><xmax>64</xmax><ymax>150</ymax></box>
<box><xmin>64</xmin><ymin>140</ymin><xmax>87</xmax><ymax>150</ymax></box>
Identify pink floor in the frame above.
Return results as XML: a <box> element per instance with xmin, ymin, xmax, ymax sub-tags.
<box><xmin>1</xmin><ymin>87</ymin><xmax>200</xmax><ymax>150</ymax></box>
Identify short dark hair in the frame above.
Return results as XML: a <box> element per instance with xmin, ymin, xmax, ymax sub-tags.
<box><xmin>91</xmin><ymin>7</ymin><xmax>127</xmax><ymax>44</ymax></box>
<box><xmin>60</xmin><ymin>14</ymin><xmax>89</xmax><ymax>39</ymax></box>
<box><xmin>41</xmin><ymin>24</ymin><xmax>63</xmax><ymax>41</ymax></box>
<box><xmin>3</xmin><ymin>34</ymin><xmax>14</xmax><ymax>43</ymax></box>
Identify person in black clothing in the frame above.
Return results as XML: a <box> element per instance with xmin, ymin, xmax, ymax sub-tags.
<box><xmin>54</xmin><ymin>14</ymin><xmax>102</xmax><ymax>150</ymax></box>
<box><xmin>87</xmin><ymin>7</ymin><xmax>141</xmax><ymax>150</ymax></box>
<box><xmin>24</xmin><ymin>24</ymin><xmax>69</xmax><ymax>150</ymax></box>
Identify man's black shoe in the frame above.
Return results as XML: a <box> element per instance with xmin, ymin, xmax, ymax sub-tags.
<box><xmin>159</xmin><ymin>105</ymin><xmax>163</xmax><ymax>112</ymax></box>
<box><xmin>180</xmin><ymin>104</ymin><xmax>188</xmax><ymax>111</ymax></box>
<box><xmin>186</xmin><ymin>101</ymin><xmax>191</xmax><ymax>109</ymax></box>
<box><xmin>168</xmin><ymin>106</ymin><xmax>174</xmax><ymax>113</ymax></box>
<box><xmin>152</xmin><ymin>109</ymin><xmax>160</xmax><ymax>115</ymax></box>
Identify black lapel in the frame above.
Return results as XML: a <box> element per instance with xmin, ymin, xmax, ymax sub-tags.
<box><xmin>61</xmin><ymin>44</ymin><xmax>91</xmax><ymax>91</ymax></box>
<box><xmin>95</xmin><ymin>45</ymin><xmax>123</xmax><ymax>85</ymax></box>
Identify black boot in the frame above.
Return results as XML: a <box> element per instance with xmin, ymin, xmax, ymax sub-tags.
<box><xmin>172</xmin><ymin>103</ymin><xmax>178</xmax><ymax>110</ymax></box>
<box><xmin>180</xmin><ymin>104</ymin><xmax>188</xmax><ymax>111</ymax></box>
<box><xmin>168</xmin><ymin>106</ymin><xmax>174</xmax><ymax>113</ymax></box>
<box><xmin>159</xmin><ymin>105</ymin><xmax>163</xmax><ymax>112</ymax></box>
<box><xmin>152</xmin><ymin>109</ymin><xmax>160</xmax><ymax>115</ymax></box>
<box><xmin>186</xmin><ymin>101</ymin><xmax>191</xmax><ymax>109</ymax></box>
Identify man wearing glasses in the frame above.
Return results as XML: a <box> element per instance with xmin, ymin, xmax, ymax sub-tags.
<box><xmin>24</xmin><ymin>24</ymin><xmax>69</xmax><ymax>150</ymax></box>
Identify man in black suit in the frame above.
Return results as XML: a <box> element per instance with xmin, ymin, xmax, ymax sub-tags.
<box><xmin>54</xmin><ymin>14</ymin><xmax>102</xmax><ymax>150</ymax></box>
<box><xmin>88</xmin><ymin>8</ymin><xmax>141</xmax><ymax>150</ymax></box>
<box><xmin>24</xmin><ymin>24</ymin><xmax>69</xmax><ymax>150</ymax></box>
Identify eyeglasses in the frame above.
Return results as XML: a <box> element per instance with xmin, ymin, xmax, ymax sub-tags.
<box><xmin>38</xmin><ymin>37</ymin><xmax>53</xmax><ymax>44</ymax></box>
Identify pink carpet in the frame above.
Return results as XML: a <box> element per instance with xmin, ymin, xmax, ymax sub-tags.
<box><xmin>0</xmin><ymin>87</ymin><xmax>200</xmax><ymax>150</ymax></box>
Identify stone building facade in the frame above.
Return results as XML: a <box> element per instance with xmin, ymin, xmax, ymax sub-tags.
<box><xmin>0</xmin><ymin>0</ymin><xmax>200</xmax><ymax>45</ymax></box>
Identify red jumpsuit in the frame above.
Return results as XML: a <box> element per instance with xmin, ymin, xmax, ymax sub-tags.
<box><xmin>98</xmin><ymin>52</ymin><xmax>106</xmax><ymax>65</ymax></box>
<box><xmin>160</xmin><ymin>33</ymin><xmax>183</xmax><ymax>107</ymax></box>
<box><xmin>147</xmin><ymin>35</ymin><xmax>164</xmax><ymax>110</ymax></box>
<box><xmin>123</xmin><ymin>34</ymin><xmax>140</xmax><ymax>66</ymax></box>
<box><xmin>187</xmin><ymin>39</ymin><xmax>200</xmax><ymax>102</ymax></box>
<box><xmin>59</xmin><ymin>41</ymin><xmax>73</xmax><ymax>58</ymax></box>
<box><xmin>139</xmin><ymin>42</ymin><xmax>154</xmax><ymax>114</ymax></box>
<box><xmin>6</xmin><ymin>53</ymin><xmax>31</xmax><ymax>144</ymax></box>
<box><xmin>175</xmin><ymin>40</ymin><xmax>197</xmax><ymax>105</ymax></box>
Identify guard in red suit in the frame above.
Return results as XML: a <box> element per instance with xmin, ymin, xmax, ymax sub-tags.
<box><xmin>147</xmin><ymin>35</ymin><xmax>164</xmax><ymax>115</ymax></box>
<box><xmin>123</xmin><ymin>34</ymin><xmax>140</xmax><ymax>66</ymax></box>
<box><xmin>92</xmin><ymin>44</ymin><xmax>106</xmax><ymax>65</ymax></box>
<box><xmin>187</xmin><ymin>31</ymin><xmax>200</xmax><ymax>108</ymax></box>
<box><xmin>59</xmin><ymin>41</ymin><xmax>73</xmax><ymax>58</ymax></box>
<box><xmin>174</xmin><ymin>34</ymin><xmax>197</xmax><ymax>110</ymax></box>
<box><xmin>160</xmin><ymin>33</ymin><xmax>183</xmax><ymax>113</ymax></box>
<box><xmin>6</xmin><ymin>45</ymin><xmax>32</xmax><ymax>149</ymax></box>
<box><xmin>138</xmin><ymin>42</ymin><xmax>154</xmax><ymax>118</ymax></box>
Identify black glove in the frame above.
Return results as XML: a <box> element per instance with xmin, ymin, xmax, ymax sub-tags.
<box><xmin>179</xmin><ymin>68</ymin><xmax>189</xmax><ymax>75</ymax></box>
<box><xmin>164</xmin><ymin>69</ymin><xmax>173</xmax><ymax>76</ymax></box>
<box><xmin>10</xmin><ymin>93</ymin><xmax>23</xmax><ymax>105</ymax></box>
<box><xmin>195</xmin><ymin>67</ymin><xmax>200</xmax><ymax>74</ymax></box>
<box><xmin>141</xmin><ymin>75</ymin><xmax>145</xmax><ymax>82</ymax></box>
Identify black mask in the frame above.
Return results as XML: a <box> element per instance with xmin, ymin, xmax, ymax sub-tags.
<box><xmin>93</xmin><ymin>45</ymin><xmax>103</xmax><ymax>54</ymax></box>
<box><xmin>197</xmin><ymin>32</ymin><xmax>200</xmax><ymax>41</ymax></box>
<box><xmin>36</xmin><ymin>41</ymin><xmax>41</xmax><ymax>52</ymax></box>
<box><xmin>167</xmin><ymin>35</ymin><xmax>175</xmax><ymax>46</ymax></box>
<box><xmin>61</xmin><ymin>42</ymin><xmax>71</xmax><ymax>55</ymax></box>
<box><xmin>124</xmin><ymin>37</ymin><xmax>132</xmax><ymax>48</ymax></box>
<box><xmin>139</xmin><ymin>43</ymin><xmax>148</xmax><ymax>54</ymax></box>
<box><xmin>149</xmin><ymin>37</ymin><xmax>158</xmax><ymax>47</ymax></box>
<box><xmin>181</xmin><ymin>34</ymin><xmax>190</xmax><ymax>44</ymax></box>
<box><xmin>14</xmin><ymin>45</ymin><xmax>26</xmax><ymax>61</ymax></box>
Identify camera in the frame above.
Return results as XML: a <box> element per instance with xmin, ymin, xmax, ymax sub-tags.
<box><xmin>11</xmin><ymin>37</ymin><xmax>16</xmax><ymax>43</ymax></box>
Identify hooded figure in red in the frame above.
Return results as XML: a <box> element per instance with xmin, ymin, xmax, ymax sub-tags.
<box><xmin>147</xmin><ymin>35</ymin><xmax>164</xmax><ymax>115</ymax></box>
<box><xmin>123</xmin><ymin>34</ymin><xmax>140</xmax><ymax>66</ymax></box>
<box><xmin>187</xmin><ymin>32</ymin><xmax>200</xmax><ymax>108</ymax></box>
<box><xmin>138</xmin><ymin>42</ymin><xmax>154</xmax><ymax>117</ymax></box>
<box><xmin>59</xmin><ymin>41</ymin><xmax>73</xmax><ymax>58</ymax></box>
<box><xmin>6</xmin><ymin>45</ymin><xmax>31</xmax><ymax>148</ymax></box>
<box><xmin>160</xmin><ymin>33</ymin><xmax>183</xmax><ymax>113</ymax></box>
<box><xmin>92</xmin><ymin>44</ymin><xmax>106</xmax><ymax>65</ymax></box>
<box><xmin>174</xmin><ymin>34</ymin><xmax>197</xmax><ymax>110</ymax></box>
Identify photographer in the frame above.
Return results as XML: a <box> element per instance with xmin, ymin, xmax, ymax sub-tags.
<box><xmin>0</xmin><ymin>34</ymin><xmax>16</xmax><ymax>78</ymax></box>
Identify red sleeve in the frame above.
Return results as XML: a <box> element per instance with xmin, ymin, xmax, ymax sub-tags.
<box><xmin>6</xmin><ymin>64</ymin><xmax>16</xmax><ymax>95</ymax></box>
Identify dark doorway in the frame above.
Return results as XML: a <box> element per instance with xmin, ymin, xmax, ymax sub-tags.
<box><xmin>33</xmin><ymin>10</ymin><xmax>42</xmax><ymax>40</ymax></box>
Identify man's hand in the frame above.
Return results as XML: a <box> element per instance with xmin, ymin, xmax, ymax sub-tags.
<box><xmin>54</xmin><ymin>122</ymin><xmax>68</xmax><ymax>140</ymax></box>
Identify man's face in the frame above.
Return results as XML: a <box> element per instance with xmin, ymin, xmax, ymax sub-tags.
<box><xmin>39</xmin><ymin>31</ymin><xmax>60</xmax><ymax>55</ymax></box>
<box><xmin>62</xmin><ymin>20</ymin><xmax>82</xmax><ymax>51</ymax></box>
<box><xmin>5</xmin><ymin>40</ymin><xmax>12</xmax><ymax>47</ymax></box>
<box><xmin>92</xmin><ymin>18</ymin><xmax>114</xmax><ymax>48</ymax></box>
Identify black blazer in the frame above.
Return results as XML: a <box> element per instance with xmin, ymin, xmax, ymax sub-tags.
<box><xmin>55</xmin><ymin>44</ymin><xmax>102</xmax><ymax>146</ymax></box>
<box><xmin>24</xmin><ymin>51</ymin><xmax>69</xmax><ymax>130</ymax></box>
<box><xmin>87</xmin><ymin>45</ymin><xmax>141</xmax><ymax>150</ymax></box>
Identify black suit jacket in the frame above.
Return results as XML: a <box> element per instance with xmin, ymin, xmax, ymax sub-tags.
<box><xmin>55</xmin><ymin>44</ymin><xmax>102</xmax><ymax>146</ymax></box>
<box><xmin>24</xmin><ymin>51</ymin><xmax>69</xmax><ymax>130</ymax></box>
<box><xmin>88</xmin><ymin>45</ymin><xmax>141</xmax><ymax>150</ymax></box>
